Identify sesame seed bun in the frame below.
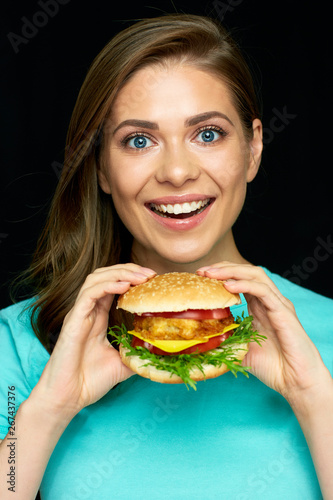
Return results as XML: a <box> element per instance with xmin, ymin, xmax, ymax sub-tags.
<box><xmin>117</xmin><ymin>272</ymin><xmax>241</xmax><ymax>314</ymax></box>
<box><xmin>116</xmin><ymin>272</ymin><xmax>246</xmax><ymax>386</ymax></box>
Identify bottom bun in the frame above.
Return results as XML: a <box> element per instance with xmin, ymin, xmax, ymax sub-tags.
<box><xmin>119</xmin><ymin>343</ymin><xmax>249</xmax><ymax>385</ymax></box>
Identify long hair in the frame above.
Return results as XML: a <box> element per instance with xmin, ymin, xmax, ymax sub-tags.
<box><xmin>12</xmin><ymin>14</ymin><xmax>261</xmax><ymax>352</ymax></box>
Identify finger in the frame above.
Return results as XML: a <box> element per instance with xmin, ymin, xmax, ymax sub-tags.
<box><xmin>198</xmin><ymin>262</ymin><xmax>267</xmax><ymax>283</ymax></box>
<box><xmin>92</xmin><ymin>263</ymin><xmax>156</xmax><ymax>276</ymax></box>
<box><xmin>223</xmin><ymin>278</ymin><xmax>295</xmax><ymax>316</ymax></box>
<box><xmin>67</xmin><ymin>280</ymin><xmax>132</xmax><ymax>329</ymax></box>
<box><xmin>197</xmin><ymin>263</ymin><xmax>289</xmax><ymax>305</ymax></box>
<box><xmin>79</xmin><ymin>266</ymin><xmax>155</xmax><ymax>296</ymax></box>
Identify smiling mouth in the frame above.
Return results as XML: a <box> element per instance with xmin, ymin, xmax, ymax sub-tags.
<box><xmin>148</xmin><ymin>198</ymin><xmax>213</xmax><ymax>219</ymax></box>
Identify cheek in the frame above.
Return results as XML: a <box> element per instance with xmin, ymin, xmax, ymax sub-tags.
<box><xmin>204</xmin><ymin>148</ymin><xmax>249</xmax><ymax>191</ymax></box>
<box><xmin>107</xmin><ymin>166</ymin><xmax>137</xmax><ymax>231</ymax></box>
<box><xmin>107</xmin><ymin>153</ymin><xmax>151</xmax><ymax>204</ymax></box>
<box><xmin>109</xmin><ymin>168</ymin><xmax>129</xmax><ymax>199</ymax></box>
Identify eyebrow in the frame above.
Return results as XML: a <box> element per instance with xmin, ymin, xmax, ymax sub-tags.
<box><xmin>112</xmin><ymin>111</ymin><xmax>234</xmax><ymax>135</ymax></box>
<box><xmin>113</xmin><ymin>119</ymin><xmax>159</xmax><ymax>135</ymax></box>
<box><xmin>185</xmin><ymin>111</ymin><xmax>234</xmax><ymax>127</ymax></box>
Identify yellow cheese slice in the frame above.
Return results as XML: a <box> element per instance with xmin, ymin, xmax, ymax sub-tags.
<box><xmin>129</xmin><ymin>323</ymin><xmax>239</xmax><ymax>353</ymax></box>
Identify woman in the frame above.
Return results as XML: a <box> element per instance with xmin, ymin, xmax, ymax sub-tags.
<box><xmin>0</xmin><ymin>14</ymin><xmax>332</xmax><ymax>500</ymax></box>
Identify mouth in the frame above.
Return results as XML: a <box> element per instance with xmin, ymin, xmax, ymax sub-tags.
<box><xmin>148</xmin><ymin>198</ymin><xmax>213</xmax><ymax>219</ymax></box>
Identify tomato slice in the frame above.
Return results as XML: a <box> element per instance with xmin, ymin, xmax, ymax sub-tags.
<box><xmin>139</xmin><ymin>307</ymin><xmax>231</xmax><ymax>320</ymax></box>
<box><xmin>131</xmin><ymin>330</ymin><xmax>234</xmax><ymax>356</ymax></box>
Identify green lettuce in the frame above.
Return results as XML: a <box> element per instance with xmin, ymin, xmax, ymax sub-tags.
<box><xmin>109</xmin><ymin>315</ymin><xmax>265</xmax><ymax>390</ymax></box>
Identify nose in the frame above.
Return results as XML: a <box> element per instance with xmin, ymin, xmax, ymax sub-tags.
<box><xmin>155</xmin><ymin>145</ymin><xmax>200</xmax><ymax>187</ymax></box>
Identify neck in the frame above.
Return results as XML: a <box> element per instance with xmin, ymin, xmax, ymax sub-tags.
<box><xmin>131</xmin><ymin>230</ymin><xmax>250</xmax><ymax>275</ymax></box>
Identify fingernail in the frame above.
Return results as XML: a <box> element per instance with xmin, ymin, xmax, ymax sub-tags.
<box><xmin>140</xmin><ymin>268</ymin><xmax>156</xmax><ymax>277</ymax></box>
<box><xmin>224</xmin><ymin>279</ymin><xmax>237</xmax><ymax>286</ymax></box>
<box><xmin>133</xmin><ymin>272</ymin><xmax>151</xmax><ymax>279</ymax></box>
<box><xmin>205</xmin><ymin>268</ymin><xmax>221</xmax><ymax>274</ymax></box>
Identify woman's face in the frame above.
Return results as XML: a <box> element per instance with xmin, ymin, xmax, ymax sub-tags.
<box><xmin>99</xmin><ymin>63</ymin><xmax>262</xmax><ymax>271</ymax></box>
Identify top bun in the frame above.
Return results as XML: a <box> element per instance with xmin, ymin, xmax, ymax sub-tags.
<box><xmin>117</xmin><ymin>272</ymin><xmax>241</xmax><ymax>314</ymax></box>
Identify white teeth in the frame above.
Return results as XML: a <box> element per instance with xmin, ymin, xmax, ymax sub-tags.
<box><xmin>174</xmin><ymin>204</ymin><xmax>181</xmax><ymax>215</ymax></box>
<box><xmin>151</xmin><ymin>199</ymin><xmax>210</xmax><ymax>215</ymax></box>
<box><xmin>182</xmin><ymin>203</ymin><xmax>192</xmax><ymax>213</ymax></box>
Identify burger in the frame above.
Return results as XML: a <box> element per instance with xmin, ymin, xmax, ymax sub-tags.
<box><xmin>110</xmin><ymin>272</ymin><xmax>264</xmax><ymax>389</ymax></box>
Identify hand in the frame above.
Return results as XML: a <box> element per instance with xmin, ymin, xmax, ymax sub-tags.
<box><xmin>197</xmin><ymin>262</ymin><xmax>329</xmax><ymax>403</ymax></box>
<box><xmin>31</xmin><ymin>264</ymin><xmax>156</xmax><ymax>420</ymax></box>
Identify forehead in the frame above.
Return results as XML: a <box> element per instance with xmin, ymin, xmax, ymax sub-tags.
<box><xmin>110</xmin><ymin>63</ymin><xmax>241</xmax><ymax>126</ymax></box>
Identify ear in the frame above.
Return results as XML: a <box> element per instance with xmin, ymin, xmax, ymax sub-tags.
<box><xmin>246</xmin><ymin>118</ymin><xmax>263</xmax><ymax>183</ymax></box>
<box><xmin>97</xmin><ymin>166</ymin><xmax>112</xmax><ymax>194</ymax></box>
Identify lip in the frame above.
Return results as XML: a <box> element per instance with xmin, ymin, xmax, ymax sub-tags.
<box><xmin>145</xmin><ymin>196</ymin><xmax>215</xmax><ymax>231</ymax></box>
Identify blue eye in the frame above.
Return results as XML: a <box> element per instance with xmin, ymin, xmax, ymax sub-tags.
<box><xmin>197</xmin><ymin>129</ymin><xmax>219</xmax><ymax>143</ymax></box>
<box><xmin>127</xmin><ymin>135</ymin><xmax>153</xmax><ymax>149</ymax></box>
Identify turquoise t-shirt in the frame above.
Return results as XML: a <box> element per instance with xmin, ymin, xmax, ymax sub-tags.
<box><xmin>0</xmin><ymin>268</ymin><xmax>332</xmax><ymax>500</ymax></box>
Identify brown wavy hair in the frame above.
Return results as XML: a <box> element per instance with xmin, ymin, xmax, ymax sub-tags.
<box><xmin>13</xmin><ymin>13</ymin><xmax>261</xmax><ymax>352</ymax></box>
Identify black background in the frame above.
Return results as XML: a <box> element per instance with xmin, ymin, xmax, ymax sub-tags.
<box><xmin>0</xmin><ymin>0</ymin><xmax>332</xmax><ymax>310</ymax></box>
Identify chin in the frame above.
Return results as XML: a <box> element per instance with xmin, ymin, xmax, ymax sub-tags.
<box><xmin>154</xmin><ymin>236</ymin><xmax>220</xmax><ymax>266</ymax></box>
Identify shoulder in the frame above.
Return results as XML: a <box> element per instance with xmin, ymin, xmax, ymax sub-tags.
<box><xmin>262</xmin><ymin>267</ymin><xmax>333</xmax><ymax>313</ymax></box>
<box><xmin>262</xmin><ymin>266</ymin><xmax>333</xmax><ymax>369</ymax></box>
<box><xmin>0</xmin><ymin>300</ymin><xmax>49</xmax><ymax>438</ymax></box>
<box><xmin>0</xmin><ymin>299</ymin><xmax>38</xmax><ymax>347</ymax></box>
<box><xmin>0</xmin><ymin>299</ymin><xmax>49</xmax><ymax>389</ymax></box>
<box><xmin>0</xmin><ymin>298</ymin><xmax>33</xmax><ymax>324</ymax></box>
